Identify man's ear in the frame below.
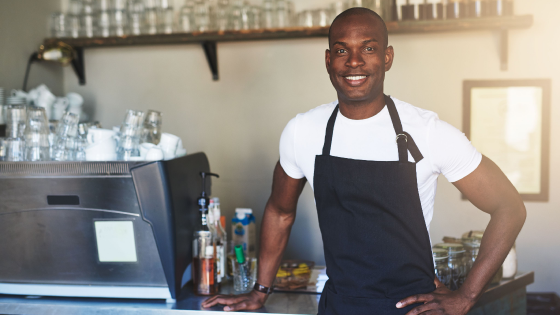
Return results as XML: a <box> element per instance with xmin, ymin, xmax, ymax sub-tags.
<box><xmin>325</xmin><ymin>49</ymin><xmax>331</xmax><ymax>74</ymax></box>
<box><xmin>385</xmin><ymin>46</ymin><xmax>394</xmax><ymax>72</ymax></box>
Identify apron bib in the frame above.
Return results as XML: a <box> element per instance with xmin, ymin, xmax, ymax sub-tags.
<box><xmin>314</xmin><ymin>95</ymin><xmax>436</xmax><ymax>315</ymax></box>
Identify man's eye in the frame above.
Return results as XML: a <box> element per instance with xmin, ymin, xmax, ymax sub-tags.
<box><xmin>337</xmin><ymin>49</ymin><xmax>346</xmax><ymax>54</ymax></box>
<box><xmin>365</xmin><ymin>47</ymin><xmax>374</xmax><ymax>51</ymax></box>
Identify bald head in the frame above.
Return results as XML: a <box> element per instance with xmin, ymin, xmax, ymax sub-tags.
<box><xmin>328</xmin><ymin>8</ymin><xmax>388</xmax><ymax>49</ymax></box>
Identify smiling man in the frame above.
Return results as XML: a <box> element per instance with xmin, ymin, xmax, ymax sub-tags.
<box><xmin>203</xmin><ymin>8</ymin><xmax>526</xmax><ymax>315</ymax></box>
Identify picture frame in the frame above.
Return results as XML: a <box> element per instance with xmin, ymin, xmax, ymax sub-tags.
<box><xmin>463</xmin><ymin>79</ymin><xmax>551</xmax><ymax>201</ymax></box>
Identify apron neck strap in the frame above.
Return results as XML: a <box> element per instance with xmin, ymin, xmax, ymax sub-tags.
<box><xmin>321</xmin><ymin>96</ymin><xmax>424</xmax><ymax>163</ymax></box>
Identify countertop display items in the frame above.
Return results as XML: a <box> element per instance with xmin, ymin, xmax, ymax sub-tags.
<box><xmin>0</xmin><ymin>85</ymin><xmax>185</xmax><ymax>162</ymax></box>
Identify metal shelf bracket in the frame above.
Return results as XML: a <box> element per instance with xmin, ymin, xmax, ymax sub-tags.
<box><xmin>71</xmin><ymin>47</ymin><xmax>86</xmax><ymax>85</ymax></box>
<box><xmin>202</xmin><ymin>41</ymin><xmax>219</xmax><ymax>81</ymax></box>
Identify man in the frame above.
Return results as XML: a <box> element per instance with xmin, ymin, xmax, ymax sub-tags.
<box><xmin>203</xmin><ymin>8</ymin><xmax>526</xmax><ymax>315</ymax></box>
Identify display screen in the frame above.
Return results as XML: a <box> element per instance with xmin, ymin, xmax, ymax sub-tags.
<box><xmin>94</xmin><ymin>221</ymin><xmax>138</xmax><ymax>263</ymax></box>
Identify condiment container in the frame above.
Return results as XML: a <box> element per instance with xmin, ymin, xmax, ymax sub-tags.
<box><xmin>434</xmin><ymin>243</ymin><xmax>467</xmax><ymax>291</ymax></box>
<box><xmin>433</xmin><ymin>248</ymin><xmax>450</xmax><ymax>288</ymax></box>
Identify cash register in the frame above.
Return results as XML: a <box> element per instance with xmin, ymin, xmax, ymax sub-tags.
<box><xmin>0</xmin><ymin>152</ymin><xmax>213</xmax><ymax>301</ymax></box>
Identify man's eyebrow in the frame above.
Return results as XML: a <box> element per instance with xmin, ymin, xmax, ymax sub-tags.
<box><xmin>332</xmin><ymin>41</ymin><xmax>347</xmax><ymax>47</ymax></box>
<box><xmin>363</xmin><ymin>39</ymin><xmax>378</xmax><ymax>44</ymax></box>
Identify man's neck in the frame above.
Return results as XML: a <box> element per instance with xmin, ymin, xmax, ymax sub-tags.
<box><xmin>338</xmin><ymin>92</ymin><xmax>386</xmax><ymax>120</ymax></box>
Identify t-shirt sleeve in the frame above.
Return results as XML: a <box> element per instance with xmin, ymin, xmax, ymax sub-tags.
<box><xmin>429</xmin><ymin>117</ymin><xmax>482</xmax><ymax>182</ymax></box>
<box><xmin>279</xmin><ymin>116</ymin><xmax>305</xmax><ymax>179</ymax></box>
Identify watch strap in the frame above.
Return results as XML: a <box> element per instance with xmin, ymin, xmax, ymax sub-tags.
<box><xmin>253</xmin><ymin>283</ymin><xmax>273</xmax><ymax>295</ymax></box>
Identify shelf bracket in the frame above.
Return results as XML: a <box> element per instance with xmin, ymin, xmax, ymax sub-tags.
<box><xmin>500</xmin><ymin>29</ymin><xmax>508</xmax><ymax>71</ymax></box>
<box><xmin>71</xmin><ymin>47</ymin><xmax>86</xmax><ymax>85</ymax></box>
<box><xmin>202</xmin><ymin>41</ymin><xmax>219</xmax><ymax>81</ymax></box>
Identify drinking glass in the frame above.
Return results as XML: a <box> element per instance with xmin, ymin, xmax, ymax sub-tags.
<box><xmin>117</xmin><ymin>110</ymin><xmax>145</xmax><ymax>160</ymax></box>
<box><xmin>314</xmin><ymin>9</ymin><xmax>331</xmax><ymax>27</ymax></box>
<box><xmin>194</xmin><ymin>0</ymin><xmax>210</xmax><ymax>32</ymax></box>
<box><xmin>275</xmin><ymin>0</ymin><xmax>289</xmax><ymax>28</ymax></box>
<box><xmin>24</xmin><ymin>107</ymin><xmax>50</xmax><ymax>161</ymax></box>
<box><xmin>51</xmin><ymin>111</ymin><xmax>79</xmax><ymax>161</ymax></box>
<box><xmin>230</xmin><ymin>256</ymin><xmax>257</xmax><ymax>292</ymax></box>
<box><xmin>5</xmin><ymin>105</ymin><xmax>27</xmax><ymax>139</ymax></box>
<box><xmin>145</xmin><ymin>7</ymin><xmax>159</xmax><ymax>34</ymax></box>
<box><xmin>180</xmin><ymin>4</ymin><xmax>195</xmax><ymax>32</ymax></box>
<box><xmin>130</xmin><ymin>0</ymin><xmax>145</xmax><ymax>35</ymax></box>
<box><xmin>81</xmin><ymin>0</ymin><xmax>95</xmax><ymax>38</ymax></box>
<box><xmin>51</xmin><ymin>12</ymin><xmax>67</xmax><ymax>38</ymax></box>
<box><xmin>250</xmin><ymin>6</ymin><xmax>261</xmax><ymax>29</ymax></box>
<box><xmin>141</xmin><ymin>110</ymin><xmax>162</xmax><ymax>145</ymax></box>
<box><xmin>111</xmin><ymin>9</ymin><xmax>129</xmax><ymax>36</ymax></box>
<box><xmin>4</xmin><ymin>138</ymin><xmax>26</xmax><ymax>162</ymax></box>
<box><xmin>262</xmin><ymin>0</ymin><xmax>275</xmax><ymax>29</ymax></box>
<box><xmin>160</xmin><ymin>7</ymin><xmax>175</xmax><ymax>34</ymax></box>
<box><xmin>230</xmin><ymin>0</ymin><xmax>243</xmax><ymax>30</ymax></box>
<box><xmin>215</xmin><ymin>0</ymin><xmax>230</xmax><ymax>31</ymax></box>
<box><xmin>299</xmin><ymin>10</ymin><xmax>313</xmax><ymax>27</ymax></box>
<box><xmin>97</xmin><ymin>10</ymin><xmax>111</xmax><ymax>37</ymax></box>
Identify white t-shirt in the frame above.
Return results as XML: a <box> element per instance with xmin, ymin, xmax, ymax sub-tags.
<box><xmin>279</xmin><ymin>97</ymin><xmax>482</xmax><ymax>232</ymax></box>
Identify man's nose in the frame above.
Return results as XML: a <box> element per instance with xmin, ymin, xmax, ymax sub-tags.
<box><xmin>346</xmin><ymin>51</ymin><xmax>365</xmax><ymax>68</ymax></box>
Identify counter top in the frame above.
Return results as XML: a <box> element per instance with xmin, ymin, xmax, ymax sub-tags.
<box><xmin>0</xmin><ymin>272</ymin><xmax>533</xmax><ymax>315</ymax></box>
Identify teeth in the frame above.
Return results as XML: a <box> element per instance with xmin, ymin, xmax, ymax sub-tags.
<box><xmin>345</xmin><ymin>76</ymin><xmax>366</xmax><ymax>80</ymax></box>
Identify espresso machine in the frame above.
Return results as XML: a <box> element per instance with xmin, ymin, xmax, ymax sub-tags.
<box><xmin>0</xmin><ymin>152</ymin><xmax>213</xmax><ymax>301</ymax></box>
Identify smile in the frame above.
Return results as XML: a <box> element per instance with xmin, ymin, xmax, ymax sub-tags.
<box><xmin>343</xmin><ymin>75</ymin><xmax>369</xmax><ymax>86</ymax></box>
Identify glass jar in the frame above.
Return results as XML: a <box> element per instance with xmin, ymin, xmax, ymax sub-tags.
<box><xmin>433</xmin><ymin>248</ymin><xmax>450</xmax><ymax>288</ymax></box>
<box><xmin>434</xmin><ymin>243</ymin><xmax>467</xmax><ymax>291</ymax></box>
<box><xmin>462</xmin><ymin>241</ymin><xmax>480</xmax><ymax>276</ymax></box>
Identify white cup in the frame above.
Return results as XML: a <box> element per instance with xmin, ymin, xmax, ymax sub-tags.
<box><xmin>145</xmin><ymin>147</ymin><xmax>164</xmax><ymax>161</ymax></box>
<box><xmin>51</xmin><ymin>97</ymin><xmax>69</xmax><ymax>121</ymax></box>
<box><xmin>139</xmin><ymin>142</ymin><xmax>156</xmax><ymax>158</ymax></box>
<box><xmin>158</xmin><ymin>133</ymin><xmax>180</xmax><ymax>160</ymax></box>
<box><xmin>87</xmin><ymin>128</ymin><xmax>116</xmax><ymax>145</ymax></box>
<box><xmin>85</xmin><ymin>138</ymin><xmax>117</xmax><ymax>161</ymax></box>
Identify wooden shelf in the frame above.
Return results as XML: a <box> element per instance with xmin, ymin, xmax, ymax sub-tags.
<box><xmin>43</xmin><ymin>15</ymin><xmax>533</xmax><ymax>81</ymax></box>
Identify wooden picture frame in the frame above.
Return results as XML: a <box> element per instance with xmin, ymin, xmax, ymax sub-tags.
<box><xmin>463</xmin><ymin>79</ymin><xmax>551</xmax><ymax>202</ymax></box>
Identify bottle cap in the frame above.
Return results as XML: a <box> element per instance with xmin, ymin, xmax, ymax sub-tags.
<box><xmin>212</xmin><ymin>197</ymin><xmax>220</xmax><ymax>205</ymax></box>
<box><xmin>235</xmin><ymin>208</ymin><xmax>253</xmax><ymax>220</ymax></box>
<box><xmin>234</xmin><ymin>245</ymin><xmax>245</xmax><ymax>264</ymax></box>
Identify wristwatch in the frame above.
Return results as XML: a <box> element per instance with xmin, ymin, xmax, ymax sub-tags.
<box><xmin>253</xmin><ymin>283</ymin><xmax>274</xmax><ymax>295</ymax></box>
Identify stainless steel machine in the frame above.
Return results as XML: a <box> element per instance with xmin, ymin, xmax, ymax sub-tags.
<box><xmin>0</xmin><ymin>152</ymin><xmax>213</xmax><ymax>301</ymax></box>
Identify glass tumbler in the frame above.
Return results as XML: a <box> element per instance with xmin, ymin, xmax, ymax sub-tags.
<box><xmin>117</xmin><ymin>109</ymin><xmax>145</xmax><ymax>160</ymax></box>
<box><xmin>51</xmin><ymin>12</ymin><xmax>67</xmax><ymax>38</ymax></box>
<box><xmin>141</xmin><ymin>110</ymin><xmax>162</xmax><ymax>145</ymax></box>
<box><xmin>230</xmin><ymin>256</ymin><xmax>257</xmax><ymax>292</ymax></box>
<box><xmin>5</xmin><ymin>105</ymin><xmax>27</xmax><ymax>139</ymax></box>
<box><xmin>4</xmin><ymin>138</ymin><xmax>26</xmax><ymax>162</ymax></box>
<box><xmin>24</xmin><ymin>107</ymin><xmax>50</xmax><ymax>161</ymax></box>
<box><xmin>51</xmin><ymin>111</ymin><xmax>79</xmax><ymax>161</ymax></box>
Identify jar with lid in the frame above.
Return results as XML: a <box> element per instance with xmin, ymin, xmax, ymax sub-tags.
<box><xmin>434</xmin><ymin>243</ymin><xmax>467</xmax><ymax>291</ymax></box>
<box><xmin>462</xmin><ymin>241</ymin><xmax>480</xmax><ymax>276</ymax></box>
<box><xmin>433</xmin><ymin>248</ymin><xmax>450</xmax><ymax>288</ymax></box>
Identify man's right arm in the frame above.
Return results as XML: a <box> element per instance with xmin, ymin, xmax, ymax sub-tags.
<box><xmin>202</xmin><ymin>161</ymin><xmax>307</xmax><ymax>312</ymax></box>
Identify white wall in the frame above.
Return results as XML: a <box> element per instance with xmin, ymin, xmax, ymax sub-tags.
<box><xmin>63</xmin><ymin>0</ymin><xmax>560</xmax><ymax>294</ymax></box>
<box><xmin>0</xmin><ymin>0</ymin><xmax>63</xmax><ymax>96</ymax></box>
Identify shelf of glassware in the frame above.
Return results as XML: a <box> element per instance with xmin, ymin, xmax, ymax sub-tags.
<box><xmin>42</xmin><ymin>14</ymin><xmax>533</xmax><ymax>82</ymax></box>
<box><xmin>44</xmin><ymin>15</ymin><xmax>532</xmax><ymax>47</ymax></box>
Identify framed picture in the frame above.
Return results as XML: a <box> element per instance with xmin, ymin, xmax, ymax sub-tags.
<box><xmin>463</xmin><ymin>79</ymin><xmax>551</xmax><ymax>201</ymax></box>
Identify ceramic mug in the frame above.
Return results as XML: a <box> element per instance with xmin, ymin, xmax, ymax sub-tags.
<box><xmin>145</xmin><ymin>147</ymin><xmax>164</xmax><ymax>161</ymax></box>
<box><xmin>139</xmin><ymin>142</ymin><xmax>156</xmax><ymax>158</ymax></box>
<box><xmin>158</xmin><ymin>133</ymin><xmax>180</xmax><ymax>160</ymax></box>
<box><xmin>85</xmin><ymin>138</ymin><xmax>117</xmax><ymax>161</ymax></box>
<box><xmin>87</xmin><ymin>128</ymin><xmax>116</xmax><ymax>145</ymax></box>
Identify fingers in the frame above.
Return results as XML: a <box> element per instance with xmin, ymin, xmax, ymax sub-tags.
<box><xmin>201</xmin><ymin>295</ymin><xmax>245</xmax><ymax>308</ymax></box>
<box><xmin>404</xmin><ymin>302</ymin><xmax>438</xmax><ymax>315</ymax></box>
<box><xmin>397</xmin><ymin>294</ymin><xmax>434</xmax><ymax>308</ymax></box>
<box><xmin>224</xmin><ymin>301</ymin><xmax>249</xmax><ymax>312</ymax></box>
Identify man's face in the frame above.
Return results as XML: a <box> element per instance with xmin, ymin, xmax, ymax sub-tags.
<box><xmin>326</xmin><ymin>14</ymin><xmax>393</xmax><ymax>104</ymax></box>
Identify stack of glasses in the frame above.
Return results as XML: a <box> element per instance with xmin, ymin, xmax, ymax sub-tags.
<box><xmin>51</xmin><ymin>112</ymin><xmax>80</xmax><ymax>161</ymax></box>
<box><xmin>24</xmin><ymin>108</ymin><xmax>51</xmax><ymax>161</ymax></box>
<box><xmin>117</xmin><ymin>109</ymin><xmax>145</xmax><ymax>160</ymax></box>
<box><xmin>3</xmin><ymin>105</ymin><xmax>27</xmax><ymax>161</ymax></box>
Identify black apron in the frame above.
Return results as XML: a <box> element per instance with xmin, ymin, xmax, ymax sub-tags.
<box><xmin>315</xmin><ymin>95</ymin><xmax>436</xmax><ymax>315</ymax></box>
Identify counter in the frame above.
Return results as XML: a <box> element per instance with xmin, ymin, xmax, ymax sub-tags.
<box><xmin>0</xmin><ymin>272</ymin><xmax>533</xmax><ymax>315</ymax></box>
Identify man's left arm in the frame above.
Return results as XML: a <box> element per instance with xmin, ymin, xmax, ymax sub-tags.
<box><xmin>397</xmin><ymin>155</ymin><xmax>526</xmax><ymax>315</ymax></box>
